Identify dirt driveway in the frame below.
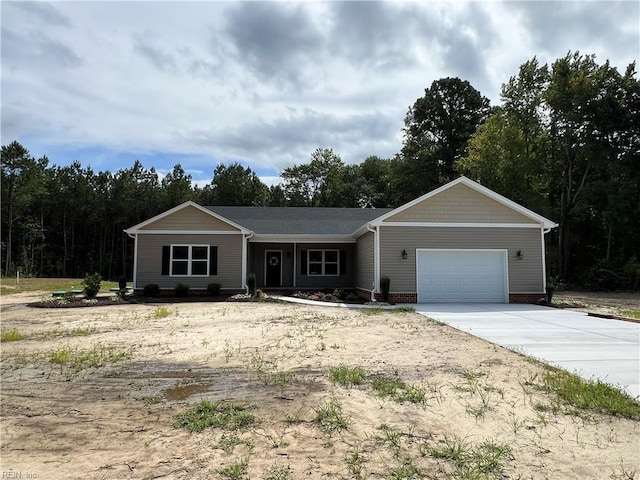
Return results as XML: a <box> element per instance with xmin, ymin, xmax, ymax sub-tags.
<box><xmin>1</xmin><ymin>293</ymin><xmax>638</xmax><ymax>479</ymax></box>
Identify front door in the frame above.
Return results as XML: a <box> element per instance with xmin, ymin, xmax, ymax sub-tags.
<box><xmin>265</xmin><ymin>250</ymin><xmax>282</xmax><ymax>287</ymax></box>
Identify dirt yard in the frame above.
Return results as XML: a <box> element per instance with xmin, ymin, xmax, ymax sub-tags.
<box><xmin>1</xmin><ymin>292</ymin><xmax>638</xmax><ymax>479</ymax></box>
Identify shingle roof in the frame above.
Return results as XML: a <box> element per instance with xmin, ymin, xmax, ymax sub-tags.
<box><xmin>205</xmin><ymin>206</ymin><xmax>392</xmax><ymax>235</ymax></box>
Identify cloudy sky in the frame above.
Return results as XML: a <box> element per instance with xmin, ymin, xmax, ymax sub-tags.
<box><xmin>2</xmin><ymin>1</ymin><xmax>638</xmax><ymax>186</ymax></box>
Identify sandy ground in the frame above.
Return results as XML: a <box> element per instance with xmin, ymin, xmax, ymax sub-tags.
<box><xmin>1</xmin><ymin>293</ymin><xmax>638</xmax><ymax>479</ymax></box>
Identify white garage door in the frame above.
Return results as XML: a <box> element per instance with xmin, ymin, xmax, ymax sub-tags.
<box><xmin>417</xmin><ymin>249</ymin><xmax>508</xmax><ymax>303</ymax></box>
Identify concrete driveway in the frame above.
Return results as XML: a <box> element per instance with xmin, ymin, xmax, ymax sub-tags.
<box><xmin>412</xmin><ymin>303</ymin><xmax>640</xmax><ymax>399</ymax></box>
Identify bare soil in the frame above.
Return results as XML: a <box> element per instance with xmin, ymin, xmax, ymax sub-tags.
<box><xmin>1</xmin><ymin>292</ymin><xmax>638</xmax><ymax>479</ymax></box>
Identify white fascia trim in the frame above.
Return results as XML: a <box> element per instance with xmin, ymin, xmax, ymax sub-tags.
<box><xmin>370</xmin><ymin>177</ymin><xmax>558</xmax><ymax>230</ymax></box>
<box><xmin>378</xmin><ymin>222</ymin><xmax>542</xmax><ymax>228</ymax></box>
<box><xmin>249</xmin><ymin>234</ymin><xmax>356</xmax><ymax>243</ymax></box>
<box><xmin>124</xmin><ymin>200</ymin><xmax>251</xmax><ymax>234</ymax></box>
<box><xmin>134</xmin><ymin>230</ymin><xmax>245</xmax><ymax>235</ymax></box>
<box><xmin>367</xmin><ymin>224</ymin><xmax>380</xmax><ymax>294</ymax></box>
<box><xmin>132</xmin><ymin>233</ymin><xmax>138</xmax><ymax>289</ymax></box>
<box><xmin>541</xmin><ymin>229</ymin><xmax>547</xmax><ymax>291</ymax></box>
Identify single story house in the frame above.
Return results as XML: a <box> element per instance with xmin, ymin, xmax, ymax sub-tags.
<box><xmin>125</xmin><ymin>176</ymin><xmax>557</xmax><ymax>303</ymax></box>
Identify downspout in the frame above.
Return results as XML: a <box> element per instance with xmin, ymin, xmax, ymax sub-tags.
<box><xmin>541</xmin><ymin>227</ymin><xmax>552</xmax><ymax>291</ymax></box>
<box><xmin>366</xmin><ymin>224</ymin><xmax>378</xmax><ymax>302</ymax></box>
<box><xmin>243</xmin><ymin>232</ymin><xmax>254</xmax><ymax>294</ymax></box>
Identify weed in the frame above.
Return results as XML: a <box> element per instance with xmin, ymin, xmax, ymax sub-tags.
<box><xmin>284</xmin><ymin>407</ymin><xmax>306</xmax><ymax>424</ymax></box>
<box><xmin>1</xmin><ymin>330</ymin><xmax>26</xmax><ymax>342</ymax></box>
<box><xmin>386</xmin><ymin>458</ymin><xmax>422</xmax><ymax>479</ymax></box>
<box><xmin>216</xmin><ymin>457</ymin><xmax>249</xmax><ymax>480</ymax></box>
<box><xmin>620</xmin><ymin>309</ymin><xmax>640</xmax><ymax>320</ymax></box>
<box><xmin>542</xmin><ymin>368</ymin><xmax>640</xmax><ymax>420</ymax></box>
<box><xmin>330</xmin><ymin>364</ymin><xmax>366</xmax><ymax>388</ymax></box>
<box><xmin>151</xmin><ymin>306</ymin><xmax>172</xmax><ymax>318</ymax></box>
<box><xmin>362</xmin><ymin>307</ymin><xmax>384</xmax><ymax>315</ymax></box>
<box><xmin>429</xmin><ymin>436</ymin><xmax>511</xmax><ymax>478</ymax></box>
<box><xmin>346</xmin><ymin>448</ymin><xmax>366</xmax><ymax>479</ymax></box>
<box><xmin>263</xmin><ymin>370</ymin><xmax>296</xmax><ymax>392</ymax></box>
<box><xmin>218</xmin><ymin>434</ymin><xmax>253</xmax><ymax>453</ymax></box>
<box><xmin>142</xmin><ymin>396</ymin><xmax>162</xmax><ymax>405</ymax></box>
<box><xmin>372</xmin><ymin>375</ymin><xmax>406</xmax><ymax>397</ymax></box>
<box><xmin>314</xmin><ymin>399</ymin><xmax>351</xmax><ymax>435</ymax></box>
<box><xmin>265</xmin><ymin>463</ymin><xmax>291</xmax><ymax>480</ymax></box>
<box><xmin>173</xmin><ymin>401</ymin><xmax>256</xmax><ymax>432</ymax></box>
<box><xmin>378</xmin><ymin>424</ymin><xmax>404</xmax><ymax>458</ymax></box>
<box><xmin>392</xmin><ymin>306</ymin><xmax>416</xmax><ymax>313</ymax></box>
<box><xmin>49</xmin><ymin>344</ymin><xmax>131</xmax><ymax>371</ymax></box>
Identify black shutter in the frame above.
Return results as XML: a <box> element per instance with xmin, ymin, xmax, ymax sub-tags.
<box><xmin>210</xmin><ymin>246</ymin><xmax>218</xmax><ymax>276</ymax></box>
<box><xmin>340</xmin><ymin>250</ymin><xmax>346</xmax><ymax>275</ymax></box>
<box><xmin>161</xmin><ymin>246</ymin><xmax>170</xmax><ymax>275</ymax></box>
<box><xmin>301</xmin><ymin>250</ymin><xmax>307</xmax><ymax>275</ymax></box>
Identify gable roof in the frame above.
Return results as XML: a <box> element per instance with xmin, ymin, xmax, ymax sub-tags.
<box><xmin>371</xmin><ymin>177</ymin><xmax>558</xmax><ymax>230</ymax></box>
<box><xmin>207</xmin><ymin>206</ymin><xmax>392</xmax><ymax>235</ymax></box>
<box><xmin>124</xmin><ymin>201</ymin><xmax>252</xmax><ymax>234</ymax></box>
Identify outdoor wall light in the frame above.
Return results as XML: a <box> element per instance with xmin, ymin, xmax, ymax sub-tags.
<box><xmin>517</xmin><ymin>250</ymin><xmax>524</xmax><ymax>260</ymax></box>
<box><xmin>402</xmin><ymin>249</ymin><xmax>408</xmax><ymax>260</ymax></box>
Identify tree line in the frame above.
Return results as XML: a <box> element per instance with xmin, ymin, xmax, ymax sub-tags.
<box><xmin>2</xmin><ymin>52</ymin><xmax>639</xmax><ymax>290</ymax></box>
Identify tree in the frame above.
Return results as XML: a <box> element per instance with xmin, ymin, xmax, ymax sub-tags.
<box><xmin>545</xmin><ymin>52</ymin><xmax>624</xmax><ymax>279</ymax></box>
<box><xmin>1</xmin><ymin>142</ymin><xmax>48</xmax><ymax>275</ymax></box>
<box><xmin>161</xmin><ymin>164</ymin><xmax>193</xmax><ymax>209</ymax></box>
<box><xmin>281</xmin><ymin>148</ymin><xmax>346</xmax><ymax>206</ymax></box>
<box><xmin>199</xmin><ymin>163</ymin><xmax>269</xmax><ymax>205</ymax></box>
<box><xmin>400</xmin><ymin>77</ymin><xmax>491</xmax><ymax>200</ymax></box>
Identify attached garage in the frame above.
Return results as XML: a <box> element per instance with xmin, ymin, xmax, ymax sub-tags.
<box><xmin>416</xmin><ymin>249</ymin><xmax>508</xmax><ymax>303</ymax></box>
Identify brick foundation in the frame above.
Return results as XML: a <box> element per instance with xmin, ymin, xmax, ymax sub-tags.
<box><xmin>509</xmin><ymin>293</ymin><xmax>546</xmax><ymax>304</ymax></box>
<box><xmin>356</xmin><ymin>290</ymin><xmax>546</xmax><ymax>305</ymax></box>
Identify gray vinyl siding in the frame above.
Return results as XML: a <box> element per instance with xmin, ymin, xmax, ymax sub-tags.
<box><xmin>355</xmin><ymin>232</ymin><xmax>374</xmax><ymax>291</ymax></box>
<box><xmin>136</xmin><ymin>234</ymin><xmax>243</xmax><ymax>289</ymax></box>
<box><xmin>379</xmin><ymin>226</ymin><xmax>543</xmax><ymax>293</ymax></box>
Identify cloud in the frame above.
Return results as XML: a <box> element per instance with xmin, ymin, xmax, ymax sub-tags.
<box><xmin>1</xmin><ymin>1</ymin><xmax>637</xmax><ymax>180</ymax></box>
<box><xmin>223</xmin><ymin>2</ymin><xmax>325</xmax><ymax>88</ymax></box>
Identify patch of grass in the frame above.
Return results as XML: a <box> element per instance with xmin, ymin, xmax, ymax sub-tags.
<box><xmin>173</xmin><ymin>401</ymin><xmax>256</xmax><ymax>432</ymax></box>
<box><xmin>620</xmin><ymin>309</ymin><xmax>640</xmax><ymax>320</ymax></box>
<box><xmin>372</xmin><ymin>375</ymin><xmax>406</xmax><ymax>397</ymax></box>
<box><xmin>378</xmin><ymin>424</ymin><xmax>404</xmax><ymax>458</ymax></box>
<box><xmin>265</xmin><ymin>463</ymin><xmax>291</xmax><ymax>480</ymax></box>
<box><xmin>216</xmin><ymin>457</ymin><xmax>249</xmax><ymax>480</ymax></box>
<box><xmin>142</xmin><ymin>396</ymin><xmax>162</xmax><ymax>405</ymax></box>
<box><xmin>0</xmin><ymin>277</ymin><xmax>118</xmax><ymax>296</ymax></box>
<box><xmin>346</xmin><ymin>448</ymin><xmax>366</xmax><ymax>479</ymax></box>
<box><xmin>330</xmin><ymin>364</ymin><xmax>366</xmax><ymax>388</ymax></box>
<box><xmin>392</xmin><ymin>306</ymin><xmax>415</xmax><ymax>313</ymax></box>
<box><xmin>372</xmin><ymin>375</ymin><xmax>440</xmax><ymax>406</ymax></box>
<box><xmin>314</xmin><ymin>399</ymin><xmax>351</xmax><ymax>435</ymax></box>
<box><xmin>218</xmin><ymin>433</ymin><xmax>253</xmax><ymax>453</ymax></box>
<box><xmin>361</xmin><ymin>307</ymin><xmax>384</xmax><ymax>315</ymax></box>
<box><xmin>151</xmin><ymin>306</ymin><xmax>172</xmax><ymax>318</ymax></box>
<box><xmin>1</xmin><ymin>329</ymin><xmax>26</xmax><ymax>342</ymax></box>
<box><xmin>49</xmin><ymin>344</ymin><xmax>131</xmax><ymax>371</ymax></box>
<box><xmin>542</xmin><ymin>369</ymin><xmax>640</xmax><ymax>420</ymax></box>
<box><xmin>429</xmin><ymin>436</ymin><xmax>511</xmax><ymax>479</ymax></box>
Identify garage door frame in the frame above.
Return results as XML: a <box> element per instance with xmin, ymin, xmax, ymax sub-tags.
<box><xmin>416</xmin><ymin>248</ymin><xmax>509</xmax><ymax>303</ymax></box>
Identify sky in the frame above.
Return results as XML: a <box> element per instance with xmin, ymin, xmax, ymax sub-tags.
<box><xmin>2</xmin><ymin>1</ymin><xmax>638</xmax><ymax>187</ymax></box>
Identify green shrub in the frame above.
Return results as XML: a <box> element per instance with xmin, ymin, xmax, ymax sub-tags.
<box><xmin>380</xmin><ymin>276</ymin><xmax>391</xmax><ymax>302</ymax></box>
<box><xmin>207</xmin><ymin>282</ymin><xmax>221</xmax><ymax>296</ymax></box>
<box><xmin>82</xmin><ymin>272</ymin><xmax>102</xmax><ymax>299</ymax></box>
<box><xmin>142</xmin><ymin>283</ymin><xmax>161</xmax><ymax>297</ymax></box>
<box><xmin>247</xmin><ymin>272</ymin><xmax>256</xmax><ymax>296</ymax></box>
<box><xmin>174</xmin><ymin>283</ymin><xmax>190</xmax><ymax>297</ymax></box>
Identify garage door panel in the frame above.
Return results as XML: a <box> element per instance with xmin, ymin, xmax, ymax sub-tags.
<box><xmin>417</xmin><ymin>250</ymin><xmax>507</xmax><ymax>303</ymax></box>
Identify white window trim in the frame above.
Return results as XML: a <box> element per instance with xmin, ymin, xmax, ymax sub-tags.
<box><xmin>308</xmin><ymin>249</ymin><xmax>340</xmax><ymax>276</ymax></box>
<box><xmin>170</xmin><ymin>244</ymin><xmax>210</xmax><ymax>277</ymax></box>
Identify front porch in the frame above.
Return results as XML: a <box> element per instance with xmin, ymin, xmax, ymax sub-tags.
<box><xmin>248</xmin><ymin>242</ymin><xmax>356</xmax><ymax>290</ymax></box>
